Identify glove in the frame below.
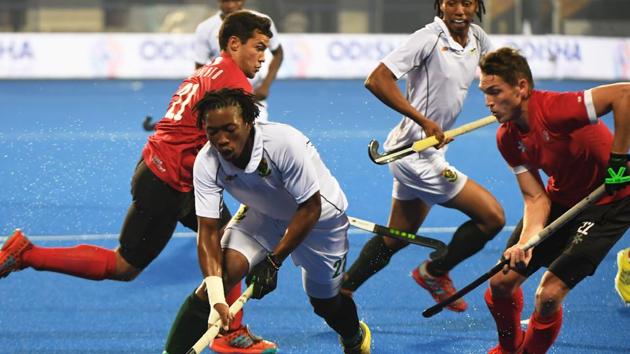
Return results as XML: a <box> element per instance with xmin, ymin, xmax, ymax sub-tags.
<box><xmin>605</xmin><ymin>153</ymin><xmax>630</xmax><ymax>195</ymax></box>
<box><xmin>246</xmin><ymin>253</ymin><xmax>282</xmax><ymax>299</ymax></box>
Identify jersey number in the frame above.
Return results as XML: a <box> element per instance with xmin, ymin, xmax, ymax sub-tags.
<box><xmin>164</xmin><ymin>83</ymin><xmax>200</xmax><ymax>121</ymax></box>
<box><xmin>332</xmin><ymin>255</ymin><xmax>347</xmax><ymax>278</ymax></box>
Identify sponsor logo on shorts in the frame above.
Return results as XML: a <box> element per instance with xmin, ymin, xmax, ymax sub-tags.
<box><xmin>442</xmin><ymin>168</ymin><xmax>458</xmax><ymax>183</ymax></box>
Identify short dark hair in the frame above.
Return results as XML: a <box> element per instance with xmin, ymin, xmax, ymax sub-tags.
<box><xmin>479</xmin><ymin>47</ymin><xmax>534</xmax><ymax>88</ymax></box>
<box><xmin>219</xmin><ymin>11</ymin><xmax>273</xmax><ymax>50</ymax></box>
<box><xmin>434</xmin><ymin>0</ymin><xmax>486</xmax><ymax>22</ymax></box>
<box><xmin>195</xmin><ymin>88</ymin><xmax>260</xmax><ymax>129</ymax></box>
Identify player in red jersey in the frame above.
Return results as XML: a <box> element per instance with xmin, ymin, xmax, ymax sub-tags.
<box><xmin>478</xmin><ymin>47</ymin><xmax>630</xmax><ymax>354</ymax></box>
<box><xmin>0</xmin><ymin>11</ymin><xmax>277</xmax><ymax>354</ymax></box>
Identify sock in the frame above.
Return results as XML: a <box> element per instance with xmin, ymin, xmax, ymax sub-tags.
<box><xmin>523</xmin><ymin>308</ymin><xmax>563</xmax><ymax>354</ymax></box>
<box><xmin>342</xmin><ymin>235</ymin><xmax>396</xmax><ymax>291</ymax></box>
<box><xmin>485</xmin><ymin>286</ymin><xmax>524</xmax><ymax>352</ymax></box>
<box><xmin>226</xmin><ymin>281</ymin><xmax>243</xmax><ymax>331</ymax></box>
<box><xmin>310</xmin><ymin>293</ymin><xmax>360</xmax><ymax>340</ymax></box>
<box><xmin>429</xmin><ymin>220</ymin><xmax>493</xmax><ymax>275</ymax></box>
<box><xmin>21</xmin><ymin>244</ymin><xmax>117</xmax><ymax>280</ymax></box>
<box><xmin>164</xmin><ymin>291</ymin><xmax>210</xmax><ymax>354</ymax></box>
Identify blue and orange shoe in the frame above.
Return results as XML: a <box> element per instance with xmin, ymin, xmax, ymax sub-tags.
<box><xmin>210</xmin><ymin>325</ymin><xmax>277</xmax><ymax>354</ymax></box>
<box><xmin>411</xmin><ymin>260</ymin><xmax>467</xmax><ymax>312</ymax></box>
<box><xmin>0</xmin><ymin>229</ymin><xmax>32</xmax><ymax>278</ymax></box>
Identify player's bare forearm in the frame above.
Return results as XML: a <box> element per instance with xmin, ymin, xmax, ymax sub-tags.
<box><xmin>272</xmin><ymin>192</ymin><xmax>321</xmax><ymax>261</ymax></box>
<box><xmin>197</xmin><ymin>216</ymin><xmax>224</xmax><ymax>277</ymax></box>
<box><xmin>364</xmin><ymin>63</ymin><xmax>444</xmax><ymax>143</ymax></box>
<box><xmin>611</xmin><ymin>84</ymin><xmax>630</xmax><ymax>153</ymax></box>
<box><xmin>516</xmin><ymin>172</ymin><xmax>551</xmax><ymax>244</ymax></box>
<box><xmin>591</xmin><ymin>83</ymin><xmax>630</xmax><ymax>153</ymax></box>
<box><xmin>263</xmin><ymin>46</ymin><xmax>283</xmax><ymax>88</ymax></box>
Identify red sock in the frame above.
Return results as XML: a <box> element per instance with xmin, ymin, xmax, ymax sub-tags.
<box><xmin>484</xmin><ymin>286</ymin><xmax>524</xmax><ymax>352</ymax></box>
<box><xmin>21</xmin><ymin>244</ymin><xmax>117</xmax><ymax>280</ymax></box>
<box><xmin>226</xmin><ymin>281</ymin><xmax>243</xmax><ymax>331</ymax></box>
<box><xmin>523</xmin><ymin>308</ymin><xmax>563</xmax><ymax>354</ymax></box>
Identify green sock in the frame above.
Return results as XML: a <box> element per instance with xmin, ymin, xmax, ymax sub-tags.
<box><xmin>163</xmin><ymin>290</ymin><xmax>210</xmax><ymax>354</ymax></box>
<box><xmin>342</xmin><ymin>235</ymin><xmax>396</xmax><ymax>291</ymax></box>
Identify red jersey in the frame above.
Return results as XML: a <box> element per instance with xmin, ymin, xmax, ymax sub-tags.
<box><xmin>497</xmin><ymin>90</ymin><xmax>630</xmax><ymax>207</ymax></box>
<box><xmin>142</xmin><ymin>53</ymin><xmax>252</xmax><ymax>192</ymax></box>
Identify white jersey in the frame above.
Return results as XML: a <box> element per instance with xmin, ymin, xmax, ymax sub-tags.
<box><xmin>193</xmin><ymin>10</ymin><xmax>281</xmax><ymax>90</ymax></box>
<box><xmin>382</xmin><ymin>17</ymin><xmax>492</xmax><ymax>154</ymax></box>
<box><xmin>194</xmin><ymin>121</ymin><xmax>348</xmax><ymax>223</ymax></box>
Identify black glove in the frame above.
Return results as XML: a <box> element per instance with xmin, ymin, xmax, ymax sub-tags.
<box><xmin>605</xmin><ymin>153</ymin><xmax>630</xmax><ymax>195</ymax></box>
<box><xmin>246</xmin><ymin>253</ymin><xmax>282</xmax><ymax>299</ymax></box>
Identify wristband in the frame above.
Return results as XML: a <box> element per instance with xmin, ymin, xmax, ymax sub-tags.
<box><xmin>204</xmin><ymin>275</ymin><xmax>227</xmax><ymax>308</ymax></box>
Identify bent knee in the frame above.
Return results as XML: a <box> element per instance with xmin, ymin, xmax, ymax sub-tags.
<box><xmin>489</xmin><ymin>276</ymin><xmax>519</xmax><ymax>297</ymax></box>
<box><xmin>534</xmin><ymin>286</ymin><xmax>565</xmax><ymax>313</ymax></box>
<box><xmin>479</xmin><ymin>206</ymin><xmax>506</xmax><ymax>237</ymax></box>
<box><xmin>112</xmin><ymin>253</ymin><xmax>142</xmax><ymax>281</ymax></box>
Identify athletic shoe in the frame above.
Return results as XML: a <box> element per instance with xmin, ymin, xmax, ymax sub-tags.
<box><xmin>341</xmin><ymin>321</ymin><xmax>371</xmax><ymax>354</ymax></box>
<box><xmin>615</xmin><ymin>247</ymin><xmax>630</xmax><ymax>303</ymax></box>
<box><xmin>0</xmin><ymin>229</ymin><xmax>32</xmax><ymax>278</ymax></box>
<box><xmin>411</xmin><ymin>260</ymin><xmax>467</xmax><ymax>312</ymax></box>
<box><xmin>210</xmin><ymin>325</ymin><xmax>277</xmax><ymax>354</ymax></box>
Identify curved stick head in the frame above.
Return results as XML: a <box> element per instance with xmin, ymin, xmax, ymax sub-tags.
<box><xmin>368</xmin><ymin>140</ymin><xmax>386</xmax><ymax>164</ymax></box>
<box><xmin>422</xmin><ymin>306</ymin><xmax>442</xmax><ymax>318</ymax></box>
<box><xmin>429</xmin><ymin>246</ymin><xmax>448</xmax><ymax>260</ymax></box>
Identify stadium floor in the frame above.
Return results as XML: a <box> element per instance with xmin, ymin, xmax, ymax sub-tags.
<box><xmin>0</xmin><ymin>79</ymin><xmax>628</xmax><ymax>353</ymax></box>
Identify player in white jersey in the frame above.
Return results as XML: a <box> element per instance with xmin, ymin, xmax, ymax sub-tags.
<box><xmin>164</xmin><ymin>88</ymin><xmax>371</xmax><ymax>354</ymax></box>
<box><xmin>193</xmin><ymin>0</ymin><xmax>283</xmax><ymax>122</ymax></box>
<box><xmin>341</xmin><ymin>0</ymin><xmax>505</xmax><ymax>313</ymax></box>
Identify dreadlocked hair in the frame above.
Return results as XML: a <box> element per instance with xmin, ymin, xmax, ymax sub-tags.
<box><xmin>195</xmin><ymin>88</ymin><xmax>260</xmax><ymax>129</ymax></box>
<box><xmin>434</xmin><ymin>0</ymin><xmax>486</xmax><ymax>22</ymax></box>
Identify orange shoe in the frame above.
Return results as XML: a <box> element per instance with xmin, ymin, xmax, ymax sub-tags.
<box><xmin>0</xmin><ymin>229</ymin><xmax>32</xmax><ymax>278</ymax></box>
<box><xmin>210</xmin><ymin>325</ymin><xmax>277</xmax><ymax>354</ymax></box>
<box><xmin>411</xmin><ymin>261</ymin><xmax>467</xmax><ymax>312</ymax></box>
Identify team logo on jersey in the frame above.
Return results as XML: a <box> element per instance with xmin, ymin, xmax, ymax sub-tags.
<box><xmin>517</xmin><ymin>141</ymin><xmax>527</xmax><ymax>153</ymax></box>
<box><xmin>257</xmin><ymin>157</ymin><xmax>271</xmax><ymax>177</ymax></box>
<box><xmin>442</xmin><ymin>168</ymin><xmax>458</xmax><ymax>183</ymax></box>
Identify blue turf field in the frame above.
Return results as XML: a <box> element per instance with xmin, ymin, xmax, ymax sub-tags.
<box><xmin>0</xmin><ymin>79</ymin><xmax>628</xmax><ymax>353</ymax></box>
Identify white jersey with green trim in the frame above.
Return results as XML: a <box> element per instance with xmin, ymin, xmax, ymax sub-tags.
<box><xmin>382</xmin><ymin>17</ymin><xmax>492</xmax><ymax>154</ymax></box>
<box><xmin>194</xmin><ymin>121</ymin><xmax>347</xmax><ymax>223</ymax></box>
<box><xmin>193</xmin><ymin>9</ymin><xmax>281</xmax><ymax>90</ymax></box>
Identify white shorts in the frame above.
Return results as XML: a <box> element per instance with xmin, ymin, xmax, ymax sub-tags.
<box><xmin>389</xmin><ymin>150</ymin><xmax>467</xmax><ymax>205</ymax></box>
<box><xmin>221</xmin><ymin>205</ymin><xmax>349</xmax><ymax>299</ymax></box>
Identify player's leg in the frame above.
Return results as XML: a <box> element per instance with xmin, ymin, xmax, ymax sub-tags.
<box><xmin>392</xmin><ymin>157</ymin><xmax>486</xmax><ymax>311</ymax></box>
<box><xmin>341</xmin><ymin>194</ymin><xmax>430</xmax><ymax>295</ymax></box>
<box><xmin>297</xmin><ymin>216</ymin><xmax>370</xmax><ymax>353</ymax></box>
<box><xmin>435</xmin><ymin>178</ymin><xmax>505</xmax><ymax>274</ymax></box>
<box><xmin>522</xmin><ymin>197</ymin><xmax>630</xmax><ymax>353</ymax></box>
<box><xmin>486</xmin><ymin>217</ymin><xmax>549</xmax><ymax>353</ymax></box>
<box><xmin>0</xmin><ymin>159</ymin><xmax>177</xmax><ymax>281</ymax></box>
<box><xmin>164</xmin><ymin>208</ymin><xmax>278</xmax><ymax>354</ymax></box>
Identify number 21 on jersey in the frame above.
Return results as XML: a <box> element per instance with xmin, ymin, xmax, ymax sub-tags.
<box><xmin>164</xmin><ymin>82</ymin><xmax>200</xmax><ymax>121</ymax></box>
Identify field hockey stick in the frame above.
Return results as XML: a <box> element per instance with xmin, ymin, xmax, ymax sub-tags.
<box><xmin>422</xmin><ymin>184</ymin><xmax>606</xmax><ymax>318</ymax></box>
<box><xmin>368</xmin><ymin>115</ymin><xmax>497</xmax><ymax>164</ymax></box>
<box><xmin>186</xmin><ymin>284</ymin><xmax>254</xmax><ymax>354</ymax></box>
<box><xmin>348</xmin><ymin>216</ymin><xmax>448</xmax><ymax>259</ymax></box>
<box><xmin>143</xmin><ymin>115</ymin><xmax>157</xmax><ymax>131</ymax></box>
